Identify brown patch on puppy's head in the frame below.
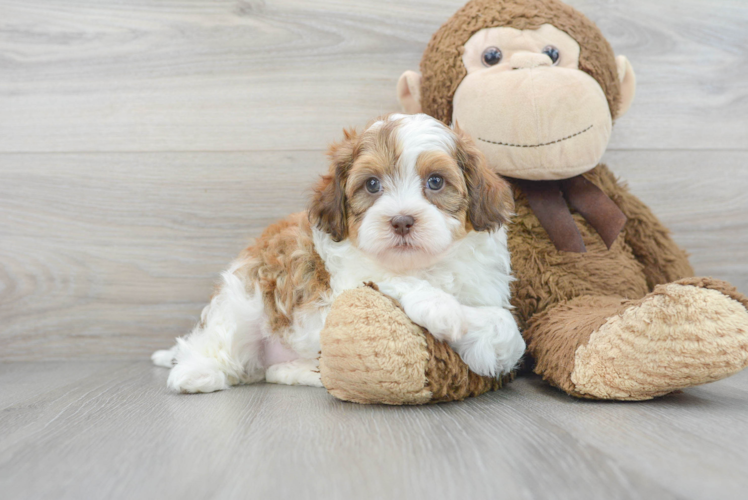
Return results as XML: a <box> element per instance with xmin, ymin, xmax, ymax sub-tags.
<box><xmin>309</xmin><ymin>118</ymin><xmax>403</xmax><ymax>243</ymax></box>
<box><xmin>416</xmin><ymin>149</ymin><xmax>469</xmax><ymax>223</ymax></box>
<box><xmin>342</xmin><ymin>119</ymin><xmax>402</xmax><ymax>243</ymax></box>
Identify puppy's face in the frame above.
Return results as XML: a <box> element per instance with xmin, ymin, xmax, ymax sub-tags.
<box><xmin>310</xmin><ymin>114</ymin><xmax>513</xmax><ymax>271</ymax></box>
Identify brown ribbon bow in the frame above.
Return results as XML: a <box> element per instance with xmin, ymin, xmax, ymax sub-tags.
<box><xmin>513</xmin><ymin>175</ymin><xmax>627</xmax><ymax>253</ymax></box>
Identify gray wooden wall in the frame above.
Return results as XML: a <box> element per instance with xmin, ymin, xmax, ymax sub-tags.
<box><xmin>1</xmin><ymin>0</ymin><xmax>747</xmax><ymax>361</ymax></box>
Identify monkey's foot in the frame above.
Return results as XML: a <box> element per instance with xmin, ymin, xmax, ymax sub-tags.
<box><xmin>319</xmin><ymin>285</ymin><xmax>509</xmax><ymax>405</ymax></box>
<box><xmin>570</xmin><ymin>278</ymin><xmax>748</xmax><ymax>400</ymax></box>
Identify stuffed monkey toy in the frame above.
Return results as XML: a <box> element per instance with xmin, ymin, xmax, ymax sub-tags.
<box><xmin>318</xmin><ymin>0</ymin><xmax>748</xmax><ymax>403</ymax></box>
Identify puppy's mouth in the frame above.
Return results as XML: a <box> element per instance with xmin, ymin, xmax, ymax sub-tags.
<box><xmin>477</xmin><ymin>124</ymin><xmax>593</xmax><ymax>148</ymax></box>
<box><xmin>392</xmin><ymin>239</ymin><xmax>419</xmax><ymax>251</ymax></box>
<box><xmin>387</xmin><ymin>233</ymin><xmax>424</xmax><ymax>252</ymax></box>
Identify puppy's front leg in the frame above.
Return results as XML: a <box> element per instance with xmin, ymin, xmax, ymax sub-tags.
<box><xmin>378</xmin><ymin>278</ymin><xmax>467</xmax><ymax>343</ymax></box>
<box><xmin>451</xmin><ymin>306</ymin><xmax>525</xmax><ymax>378</ymax></box>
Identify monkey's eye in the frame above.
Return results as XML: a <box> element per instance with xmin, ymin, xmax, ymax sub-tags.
<box><xmin>427</xmin><ymin>174</ymin><xmax>444</xmax><ymax>191</ymax></box>
<box><xmin>365</xmin><ymin>177</ymin><xmax>381</xmax><ymax>194</ymax></box>
<box><xmin>542</xmin><ymin>45</ymin><xmax>560</xmax><ymax>65</ymax></box>
<box><xmin>481</xmin><ymin>47</ymin><xmax>503</xmax><ymax>67</ymax></box>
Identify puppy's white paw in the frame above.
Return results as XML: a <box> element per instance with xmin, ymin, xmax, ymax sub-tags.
<box><xmin>167</xmin><ymin>359</ymin><xmax>229</xmax><ymax>394</ymax></box>
<box><xmin>151</xmin><ymin>347</ymin><xmax>177</xmax><ymax>368</ymax></box>
<box><xmin>455</xmin><ymin>331</ymin><xmax>526</xmax><ymax>378</ymax></box>
<box><xmin>265</xmin><ymin>358</ymin><xmax>323</xmax><ymax>388</ymax></box>
<box><xmin>452</xmin><ymin>308</ymin><xmax>525</xmax><ymax>378</ymax></box>
<box><xmin>401</xmin><ymin>290</ymin><xmax>467</xmax><ymax>342</ymax></box>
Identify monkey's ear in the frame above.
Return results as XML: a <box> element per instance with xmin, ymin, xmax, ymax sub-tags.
<box><xmin>453</xmin><ymin>125</ymin><xmax>514</xmax><ymax>231</ymax></box>
<box><xmin>397</xmin><ymin>71</ymin><xmax>423</xmax><ymax>114</ymax></box>
<box><xmin>615</xmin><ymin>55</ymin><xmax>636</xmax><ymax>118</ymax></box>
<box><xmin>309</xmin><ymin>129</ymin><xmax>358</xmax><ymax>242</ymax></box>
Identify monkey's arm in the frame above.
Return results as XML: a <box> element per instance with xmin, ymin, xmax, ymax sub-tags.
<box><xmin>588</xmin><ymin>165</ymin><xmax>694</xmax><ymax>290</ymax></box>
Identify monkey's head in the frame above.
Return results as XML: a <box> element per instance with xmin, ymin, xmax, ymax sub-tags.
<box><xmin>397</xmin><ymin>0</ymin><xmax>636</xmax><ymax>181</ymax></box>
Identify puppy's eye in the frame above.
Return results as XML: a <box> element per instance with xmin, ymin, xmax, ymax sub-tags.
<box><xmin>427</xmin><ymin>175</ymin><xmax>444</xmax><ymax>191</ymax></box>
<box><xmin>481</xmin><ymin>46</ymin><xmax>503</xmax><ymax>67</ymax></box>
<box><xmin>365</xmin><ymin>177</ymin><xmax>381</xmax><ymax>194</ymax></box>
<box><xmin>542</xmin><ymin>45</ymin><xmax>560</xmax><ymax>65</ymax></box>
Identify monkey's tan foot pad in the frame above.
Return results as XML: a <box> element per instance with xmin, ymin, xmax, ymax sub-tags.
<box><xmin>571</xmin><ymin>279</ymin><xmax>748</xmax><ymax>401</ymax></box>
<box><xmin>319</xmin><ymin>286</ymin><xmax>509</xmax><ymax>405</ymax></box>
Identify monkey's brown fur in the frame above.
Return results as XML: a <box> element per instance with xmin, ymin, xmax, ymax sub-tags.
<box><xmin>509</xmin><ymin>165</ymin><xmax>693</xmax><ymax>333</ymax></box>
<box><xmin>319</xmin><ymin>0</ymin><xmax>748</xmax><ymax>403</ymax></box>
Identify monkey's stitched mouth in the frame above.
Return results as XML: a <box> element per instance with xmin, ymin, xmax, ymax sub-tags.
<box><xmin>478</xmin><ymin>124</ymin><xmax>594</xmax><ymax>148</ymax></box>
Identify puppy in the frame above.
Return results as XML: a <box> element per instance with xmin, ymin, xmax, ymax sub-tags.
<box><xmin>152</xmin><ymin>113</ymin><xmax>525</xmax><ymax>393</ymax></box>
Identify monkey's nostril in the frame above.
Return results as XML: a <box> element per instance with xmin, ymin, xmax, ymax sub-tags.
<box><xmin>391</xmin><ymin>215</ymin><xmax>415</xmax><ymax>236</ymax></box>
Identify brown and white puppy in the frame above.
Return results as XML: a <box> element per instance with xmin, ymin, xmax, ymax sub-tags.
<box><xmin>152</xmin><ymin>113</ymin><xmax>524</xmax><ymax>393</ymax></box>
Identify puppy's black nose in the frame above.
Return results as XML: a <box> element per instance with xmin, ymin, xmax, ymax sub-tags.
<box><xmin>391</xmin><ymin>215</ymin><xmax>415</xmax><ymax>236</ymax></box>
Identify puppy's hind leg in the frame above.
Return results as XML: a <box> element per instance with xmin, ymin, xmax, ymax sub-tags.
<box><xmin>166</xmin><ymin>270</ymin><xmax>266</xmax><ymax>394</ymax></box>
<box><xmin>265</xmin><ymin>358</ymin><xmax>323</xmax><ymax>388</ymax></box>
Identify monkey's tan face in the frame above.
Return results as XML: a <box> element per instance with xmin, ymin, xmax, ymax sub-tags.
<box><xmin>452</xmin><ymin>25</ymin><xmax>616</xmax><ymax>181</ymax></box>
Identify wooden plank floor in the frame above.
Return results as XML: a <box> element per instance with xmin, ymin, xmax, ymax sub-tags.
<box><xmin>1</xmin><ymin>362</ymin><xmax>747</xmax><ymax>500</ymax></box>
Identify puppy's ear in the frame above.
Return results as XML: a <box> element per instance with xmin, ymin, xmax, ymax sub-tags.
<box><xmin>309</xmin><ymin>128</ymin><xmax>358</xmax><ymax>242</ymax></box>
<box><xmin>453</xmin><ymin>125</ymin><xmax>514</xmax><ymax>231</ymax></box>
